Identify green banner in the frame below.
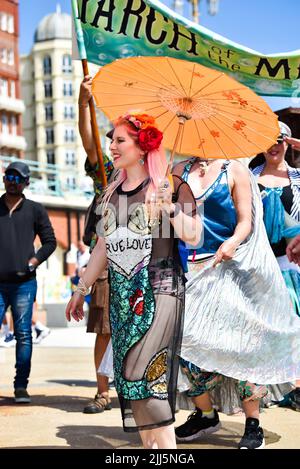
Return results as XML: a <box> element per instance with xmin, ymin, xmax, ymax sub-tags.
<box><xmin>73</xmin><ymin>0</ymin><xmax>300</xmax><ymax>97</ymax></box>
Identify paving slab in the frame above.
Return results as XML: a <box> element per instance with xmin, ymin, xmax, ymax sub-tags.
<box><xmin>0</xmin><ymin>330</ymin><xmax>299</xmax><ymax>449</ymax></box>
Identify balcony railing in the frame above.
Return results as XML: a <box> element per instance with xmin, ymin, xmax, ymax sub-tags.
<box><xmin>0</xmin><ymin>96</ymin><xmax>25</xmax><ymax>114</ymax></box>
<box><xmin>0</xmin><ymin>133</ymin><xmax>27</xmax><ymax>151</ymax></box>
<box><xmin>0</xmin><ymin>155</ymin><xmax>94</xmax><ymax>200</ymax></box>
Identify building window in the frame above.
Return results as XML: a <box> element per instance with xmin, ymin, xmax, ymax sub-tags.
<box><xmin>47</xmin><ymin>174</ymin><xmax>56</xmax><ymax>191</ymax></box>
<box><xmin>0</xmin><ymin>13</ymin><xmax>13</xmax><ymax>32</ymax></box>
<box><xmin>0</xmin><ymin>13</ymin><xmax>7</xmax><ymax>31</ymax></box>
<box><xmin>0</xmin><ymin>48</ymin><xmax>7</xmax><ymax>64</ymax></box>
<box><xmin>7</xmin><ymin>15</ymin><xmax>14</xmax><ymax>33</ymax></box>
<box><xmin>64</xmin><ymin>127</ymin><xmax>75</xmax><ymax>143</ymax></box>
<box><xmin>8</xmin><ymin>49</ymin><xmax>14</xmax><ymax>66</ymax></box>
<box><xmin>46</xmin><ymin>127</ymin><xmax>54</xmax><ymax>144</ymax></box>
<box><xmin>1</xmin><ymin>114</ymin><xmax>9</xmax><ymax>134</ymax></box>
<box><xmin>64</xmin><ymin>104</ymin><xmax>75</xmax><ymax>119</ymax></box>
<box><xmin>11</xmin><ymin>115</ymin><xmax>17</xmax><ymax>135</ymax></box>
<box><xmin>0</xmin><ymin>79</ymin><xmax>8</xmax><ymax>97</ymax></box>
<box><xmin>44</xmin><ymin>80</ymin><xmax>52</xmax><ymax>98</ymax></box>
<box><xmin>62</xmin><ymin>54</ymin><xmax>72</xmax><ymax>73</ymax></box>
<box><xmin>46</xmin><ymin>150</ymin><xmax>55</xmax><ymax>165</ymax></box>
<box><xmin>66</xmin><ymin>176</ymin><xmax>76</xmax><ymax>190</ymax></box>
<box><xmin>10</xmin><ymin>80</ymin><xmax>15</xmax><ymax>98</ymax></box>
<box><xmin>63</xmin><ymin>82</ymin><xmax>73</xmax><ymax>97</ymax></box>
<box><xmin>45</xmin><ymin>104</ymin><xmax>53</xmax><ymax>121</ymax></box>
<box><xmin>65</xmin><ymin>151</ymin><xmax>76</xmax><ymax>165</ymax></box>
<box><xmin>43</xmin><ymin>55</ymin><xmax>52</xmax><ymax>75</ymax></box>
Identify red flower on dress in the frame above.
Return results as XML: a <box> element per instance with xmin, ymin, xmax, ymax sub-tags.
<box><xmin>138</xmin><ymin>126</ymin><xmax>163</xmax><ymax>152</ymax></box>
<box><xmin>129</xmin><ymin>289</ymin><xmax>144</xmax><ymax>316</ymax></box>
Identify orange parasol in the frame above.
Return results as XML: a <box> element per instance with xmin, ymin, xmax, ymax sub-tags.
<box><xmin>92</xmin><ymin>56</ymin><xmax>279</xmax><ymax>171</ymax></box>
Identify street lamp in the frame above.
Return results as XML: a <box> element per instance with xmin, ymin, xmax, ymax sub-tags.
<box><xmin>207</xmin><ymin>0</ymin><xmax>219</xmax><ymax>15</ymax></box>
<box><xmin>190</xmin><ymin>0</ymin><xmax>199</xmax><ymax>23</ymax></box>
<box><xmin>172</xmin><ymin>0</ymin><xmax>184</xmax><ymax>15</ymax></box>
<box><xmin>184</xmin><ymin>0</ymin><xmax>220</xmax><ymax>23</ymax></box>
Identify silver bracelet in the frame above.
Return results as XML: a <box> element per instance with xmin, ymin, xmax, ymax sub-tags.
<box><xmin>75</xmin><ymin>278</ymin><xmax>91</xmax><ymax>296</ymax></box>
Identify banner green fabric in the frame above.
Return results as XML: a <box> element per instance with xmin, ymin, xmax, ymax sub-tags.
<box><xmin>73</xmin><ymin>0</ymin><xmax>300</xmax><ymax>97</ymax></box>
<box><xmin>71</xmin><ymin>0</ymin><xmax>87</xmax><ymax>59</ymax></box>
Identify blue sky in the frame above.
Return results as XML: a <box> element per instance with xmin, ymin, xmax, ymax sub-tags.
<box><xmin>19</xmin><ymin>0</ymin><xmax>300</xmax><ymax>110</ymax></box>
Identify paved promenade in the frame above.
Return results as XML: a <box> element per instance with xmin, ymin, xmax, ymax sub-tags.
<box><xmin>0</xmin><ymin>327</ymin><xmax>299</xmax><ymax>449</ymax></box>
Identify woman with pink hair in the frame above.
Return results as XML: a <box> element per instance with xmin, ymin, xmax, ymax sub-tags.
<box><xmin>65</xmin><ymin>111</ymin><xmax>201</xmax><ymax>449</ymax></box>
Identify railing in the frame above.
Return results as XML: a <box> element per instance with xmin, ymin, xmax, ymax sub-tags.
<box><xmin>0</xmin><ymin>155</ymin><xmax>94</xmax><ymax>199</ymax></box>
<box><xmin>0</xmin><ymin>134</ymin><xmax>27</xmax><ymax>151</ymax></box>
<box><xmin>0</xmin><ymin>95</ymin><xmax>25</xmax><ymax>114</ymax></box>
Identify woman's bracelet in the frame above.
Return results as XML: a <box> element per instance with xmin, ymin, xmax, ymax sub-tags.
<box><xmin>75</xmin><ymin>278</ymin><xmax>91</xmax><ymax>296</ymax></box>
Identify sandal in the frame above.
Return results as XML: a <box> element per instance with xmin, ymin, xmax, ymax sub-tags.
<box><xmin>83</xmin><ymin>393</ymin><xmax>112</xmax><ymax>414</ymax></box>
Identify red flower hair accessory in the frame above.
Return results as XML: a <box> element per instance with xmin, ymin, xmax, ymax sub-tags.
<box><xmin>138</xmin><ymin>126</ymin><xmax>163</xmax><ymax>152</ymax></box>
<box><xmin>119</xmin><ymin>111</ymin><xmax>163</xmax><ymax>152</ymax></box>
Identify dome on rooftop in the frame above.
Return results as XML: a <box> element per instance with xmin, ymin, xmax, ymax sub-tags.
<box><xmin>34</xmin><ymin>4</ymin><xmax>71</xmax><ymax>43</ymax></box>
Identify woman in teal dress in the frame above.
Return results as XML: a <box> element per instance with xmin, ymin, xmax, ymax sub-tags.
<box><xmin>66</xmin><ymin>112</ymin><xmax>201</xmax><ymax>449</ymax></box>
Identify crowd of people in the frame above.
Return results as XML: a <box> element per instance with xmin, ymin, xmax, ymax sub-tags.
<box><xmin>66</xmin><ymin>76</ymin><xmax>300</xmax><ymax>449</ymax></box>
<box><xmin>1</xmin><ymin>74</ymin><xmax>300</xmax><ymax>449</ymax></box>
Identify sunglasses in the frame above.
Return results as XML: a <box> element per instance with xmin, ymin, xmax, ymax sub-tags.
<box><xmin>276</xmin><ymin>133</ymin><xmax>290</xmax><ymax>144</ymax></box>
<box><xmin>4</xmin><ymin>174</ymin><xmax>27</xmax><ymax>184</ymax></box>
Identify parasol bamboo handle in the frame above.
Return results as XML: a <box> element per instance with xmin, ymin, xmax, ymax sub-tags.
<box><xmin>81</xmin><ymin>59</ymin><xmax>107</xmax><ymax>188</ymax></box>
<box><xmin>166</xmin><ymin>120</ymin><xmax>185</xmax><ymax>187</ymax></box>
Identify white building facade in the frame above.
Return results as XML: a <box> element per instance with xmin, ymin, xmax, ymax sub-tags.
<box><xmin>20</xmin><ymin>5</ymin><xmax>110</xmax><ymax>195</ymax></box>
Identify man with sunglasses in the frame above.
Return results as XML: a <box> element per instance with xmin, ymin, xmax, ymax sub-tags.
<box><xmin>0</xmin><ymin>161</ymin><xmax>56</xmax><ymax>403</ymax></box>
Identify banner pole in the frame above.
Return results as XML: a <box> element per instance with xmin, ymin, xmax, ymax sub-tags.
<box><xmin>72</xmin><ymin>0</ymin><xmax>107</xmax><ymax>188</ymax></box>
<box><xmin>81</xmin><ymin>59</ymin><xmax>107</xmax><ymax>188</ymax></box>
